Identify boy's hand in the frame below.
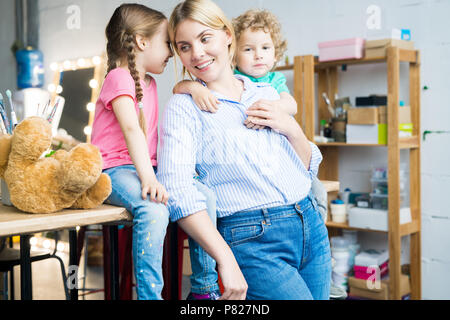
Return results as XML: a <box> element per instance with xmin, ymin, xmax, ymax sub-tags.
<box><xmin>192</xmin><ymin>86</ymin><xmax>220</xmax><ymax>113</ymax></box>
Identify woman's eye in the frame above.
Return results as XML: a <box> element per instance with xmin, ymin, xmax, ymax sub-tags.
<box><xmin>244</xmin><ymin>48</ymin><xmax>252</xmax><ymax>52</ymax></box>
<box><xmin>263</xmin><ymin>46</ymin><xmax>270</xmax><ymax>50</ymax></box>
<box><xmin>201</xmin><ymin>36</ymin><xmax>210</xmax><ymax>43</ymax></box>
<box><xmin>180</xmin><ymin>45</ymin><xmax>189</xmax><ymax>52</ymax></box>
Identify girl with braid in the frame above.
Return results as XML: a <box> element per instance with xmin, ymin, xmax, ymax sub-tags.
<box><xmin>91</xmin><ymin>4</ymin><xmax>218</xmax><ymax>300</ymax></box>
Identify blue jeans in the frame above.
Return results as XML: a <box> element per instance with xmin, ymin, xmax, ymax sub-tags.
<box><xmin>104</xmin><ymin>165</ymin><xmax>170</xmax><ymax>300</ymax></box>
<box><xmin>188</xmin><ymin>181</ymin><xmax>220</xmax><ymax>294</ymax></box>
<box><xmin>217</xmin><ymin>194</ymin><xmax>332</xmax><ymax>300</ymax></box>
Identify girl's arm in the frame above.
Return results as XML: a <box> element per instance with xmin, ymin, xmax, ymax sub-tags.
<box><xmin>112</xmin><ymin>95</ymin><xmax>168</xmax><ymax>203</ymax></box>
<box><xmin>177</xmin><ymin>210</ymin><xmax>248</xmax><ymax>300</ymax></box>
<box><xmin>173</xmin><ymin>80</ymin><xmax>219</xmax><ymax>113</ymax></box>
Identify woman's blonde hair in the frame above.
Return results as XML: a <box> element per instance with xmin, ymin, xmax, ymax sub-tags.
<box><xmin>105</xmin><ymin>3</ymin><xmax>166</xmax><ymax>139</ymax></box>
<box><xmin>169</xmin><ymin>0</ymin><xmax>236</xmax><ymax>79</ymax></box>
<box><xmin>233</xmin><ymin>9</ymin><xmax>287</xmax><ymax>65</ymax></box>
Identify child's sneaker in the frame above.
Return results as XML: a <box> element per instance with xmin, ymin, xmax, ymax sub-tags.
<box><xmin>330</xmin><ymin>282</ymin><xmax>347</xmax><ymax>300</ymax></box>
<box><xmin>186</xmin><ymin>290</ymin><xmax>221</xmax><ymax>300</ymax></box>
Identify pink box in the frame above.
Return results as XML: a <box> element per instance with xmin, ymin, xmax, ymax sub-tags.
<box><xmin>353</xmin><ymin>261</ymin><xmax>388</xmax><ymax>280</ymax></box>
<box><xmin>318</xmin><ymin>38</ymin><xmax>365</xmax><ymax>62</ymax></box>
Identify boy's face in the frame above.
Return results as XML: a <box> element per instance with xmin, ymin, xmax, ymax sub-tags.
<box><xmin>235</xmin><ymin>28</ymin><xmax>276</xmax><ymax>78</ymax></box>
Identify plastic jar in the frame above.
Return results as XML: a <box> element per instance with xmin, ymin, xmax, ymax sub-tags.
<box><xmin>16</xmin><ymin>48</ymin><xmax>45</xmax><ymax>89</ymax></box>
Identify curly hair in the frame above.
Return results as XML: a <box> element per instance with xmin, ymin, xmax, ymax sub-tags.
<box><xmin>232</xmin><ymin>9</ymin><xmax>287</xmax><ymax>63</ymax></box>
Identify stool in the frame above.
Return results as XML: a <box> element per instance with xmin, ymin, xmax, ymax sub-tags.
<box><xmin>0</xmin><ymin>233</ymin><xmax>69</xmax><ymax>300</ymax></box>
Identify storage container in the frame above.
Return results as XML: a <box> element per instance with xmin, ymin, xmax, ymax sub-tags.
<box><xmin>318</xmin><ymin>38</ymin><xmax>365</xmax><ymax>62</ymax></box>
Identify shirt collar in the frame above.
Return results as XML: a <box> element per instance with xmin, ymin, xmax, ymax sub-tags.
<box><xmin>234</xmin><ymin>68</ymin><xmax>272</xmax><ymax>84</ymax></box>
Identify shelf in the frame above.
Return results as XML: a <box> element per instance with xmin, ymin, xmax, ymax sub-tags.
<box><xmin>275</xmin><ymin>49</ymin><xmax>418</xmax><ymax>72</ymax></box>
<box><xmin>326</xmin><ymin>219</ymin><xmax>420</xmax><ymax>236</ymax></box>
<box><xmin>325</xmin><ymin>220</ymin><xmax>387</xmax><ymax>233</ymax></box>
<box><xmin>316</xmin><ymin>142</ymin><xmax>386</xmax><ymax>147</ymax></box>
<box><xmin>315</xmin><ymin>136</ymin><xmax>420</xmax><ymax>149</ymax></box>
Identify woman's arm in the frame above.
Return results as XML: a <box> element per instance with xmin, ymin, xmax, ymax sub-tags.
<box><xmin>157</xmin><ymin>95</ymin><xmax>247</xmax><ymax>299</ymax></box>
<box><xmin>177</xmin><ymin>210</ymin><xmax>248</xmax><ymax>300</ymax></box>
<box><xmin>112</xmin><ymin>96</ymin><xmax>168</xmax><ymax>203</ymax></box>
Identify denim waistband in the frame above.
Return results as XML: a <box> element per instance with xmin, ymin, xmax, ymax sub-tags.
<box><xmin>218</xmin><ymin>194</ymin><xmax>316</xmax><ymax>226</ymax></box>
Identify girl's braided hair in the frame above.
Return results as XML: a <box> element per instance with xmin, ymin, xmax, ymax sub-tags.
<box><xmin>105</xmin><ymin>4</ymin><xmax>166</xmax><ymax>139</ymax></box>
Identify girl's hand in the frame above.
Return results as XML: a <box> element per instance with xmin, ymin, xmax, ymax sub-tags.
<box><xmin>192</xmin><ymin>86</ymin><xmax>220</xmax><ymax>113</ymax></box>
<box><xmin>244</xmin><ymin>116</ymin><xmax>266</xmax><ymax>130</ymax></box>
<box><xmin>141</xmin><ymin>178</ymin><xmax>169</xmax><ymax>205</ymax></box>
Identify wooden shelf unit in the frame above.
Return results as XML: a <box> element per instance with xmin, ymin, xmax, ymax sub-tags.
<box><xmin>279</xmin><ymin>48</ymin><xmax>421</xmax><ymax>300</ymax></box>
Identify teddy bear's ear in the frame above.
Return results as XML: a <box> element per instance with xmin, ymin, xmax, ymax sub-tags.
<box><xmin>0</xmin><ymin>134</ymin><xmax>12</xmax><ymax>178</ymax></box>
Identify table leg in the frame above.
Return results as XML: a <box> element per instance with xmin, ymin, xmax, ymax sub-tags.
<box><xmin>109</xmin><ymin>225</ymin><xmax>120</xmax><ymax>300</ymax></box>
<box><xmin>20</xmin><ymin>235</ymin><xmax>32</xmax><ymax>300</ymax></box>
<box><xmin>69</xmin><ymin>229</ymin><xmax>78</xmax><ymax>300</ymax></box>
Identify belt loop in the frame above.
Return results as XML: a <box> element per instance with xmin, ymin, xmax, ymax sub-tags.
<box><xmin>262</xmin><ymin>208</ymin><xmax>271</xmax><ymax>225</ymax></box>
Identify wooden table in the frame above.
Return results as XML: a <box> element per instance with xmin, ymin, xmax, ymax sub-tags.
<box><xmin>0</xmin><ymin>203</ymin><xmax>132</xmax><ymax>300</ymax></box>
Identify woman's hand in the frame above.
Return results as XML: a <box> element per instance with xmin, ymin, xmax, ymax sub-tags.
<box><xmin>245</xmin><ymin>100</ymin><xmax>300</xmax><ymax>137</ymax></box>
<box><xmin>140</xmin><ymin>177</ymin><xmax>169</xmax><ymax>205</ymax></box>
<box><xmin>217</xmin><ymin>253</ymin><xmax>248</xmax><ymax>300</ymax></box>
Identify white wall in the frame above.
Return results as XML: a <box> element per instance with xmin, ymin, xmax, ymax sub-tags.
<box><xmin>38</xmin><ymin>0</ymin><xmax>450</xmax><ymax>299</ymax></box>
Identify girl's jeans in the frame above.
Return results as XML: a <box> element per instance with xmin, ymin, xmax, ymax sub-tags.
<box><xmin>104</xmin><ymin>165</ymin><xmax>218</xmax><ymax>299</ymax></box>
<box><xmin>218</xmin><ymin>194</ymin><xmax>332</xmax><ymax>300</ymax></box>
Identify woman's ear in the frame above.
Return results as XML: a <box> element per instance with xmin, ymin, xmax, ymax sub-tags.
<box><xmin>135</xmin><ymin>34</ymin><xmax>148</xmax><ymax>51</ymax></box>
<box><xmin>225</xmin><ymin>29</ymin><xmax>232</xmax><ymax>46</ymax></box>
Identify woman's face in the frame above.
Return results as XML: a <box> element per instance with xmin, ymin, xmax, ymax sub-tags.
<box><xmin>174</xmin><ymin>18</ymin><xmax>232</xmax><ymax>83</ymax></box>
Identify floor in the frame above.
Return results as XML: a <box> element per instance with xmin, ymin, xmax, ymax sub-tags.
<box><xmin>1</xmin><ymin>231</ymin><xmax>191</xmax><ymax>300</ymax></box>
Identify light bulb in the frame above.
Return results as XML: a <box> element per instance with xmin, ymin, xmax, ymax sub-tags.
<box><xmin>89</xmin><ymin>79</ymin><xmax>98</xmax><ymax>89</ymax></box>
<box><xmin>86</xmin><ymin>102</ymin><xmax>95</xmax><ymax>112</ymax></box>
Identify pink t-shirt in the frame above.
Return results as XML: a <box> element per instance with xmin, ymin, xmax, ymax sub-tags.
<box><xmin>91</xmin><ymin>68</ymin><xmax>159</xmax><ymax>170</ymax></box>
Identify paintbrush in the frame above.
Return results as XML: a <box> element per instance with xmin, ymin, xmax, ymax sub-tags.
<box><xmin>5</xmin><ymin>90</ymin><xmax>18</xmax><ymax>131</ymax></box>
<box><xmin>322</xmin><ymin>92</ymin><xmax>335</xmax><ymax>117</ymax></box>
<box><xmin>0</xmin><ymin>93</ymin><xmax>10</xmax><ymax>134</ymax></box>
<box><xmin>47</xmin><ymin>98</ymin><xmax>61</xmax><ymax>123</ymax></box>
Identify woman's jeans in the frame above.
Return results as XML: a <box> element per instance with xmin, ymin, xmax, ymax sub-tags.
<box><xmin>104</xmin><ymin>165</ymin><xmax>219</xmax><ymax>299</ymax></box>
<box><xmin>218</xmin><ymin>194</ymin><xmax>332</xmax><ymax>300</ymax></box>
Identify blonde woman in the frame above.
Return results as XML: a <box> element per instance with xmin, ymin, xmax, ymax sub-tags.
<box><xmin>158</xmin><ymin>0</ymin><xmax>331</xmax><ymax>300</ymax></box>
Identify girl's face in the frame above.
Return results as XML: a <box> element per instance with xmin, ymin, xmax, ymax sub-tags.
<box><xmin>174</xmin><ymin>19</ymin><xmax>232</xmax><ymax>84</ymax></box>
<box><xmin>140</xmin><ymin>20</ymin><xmax>173</xmax><ymax>74</ymax></box>
<box><xmin>235</xmin><ymin>28</ymin><xmax>276</xmax><ymax>78</ymax></box>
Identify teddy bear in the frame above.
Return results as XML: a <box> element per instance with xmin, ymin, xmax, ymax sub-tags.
<box><xmin>0</xmin><ymin>116</ymin><xmax>112</xmax><ymax>214</ymax></box>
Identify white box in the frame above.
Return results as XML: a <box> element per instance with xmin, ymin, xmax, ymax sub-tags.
<box><xmin>348</xmin><ymin>207</ymin><xmax>412</xmax><ymax>231</ymax></box>
<box><xmin>346</xmin><ymin>124</ymin><xmax>379</xmax><ymax>144</ymax></box>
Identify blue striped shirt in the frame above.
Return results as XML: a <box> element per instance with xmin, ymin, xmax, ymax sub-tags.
<box><xmin>157</xmin><ymin>74</ymin><xmax>322</xmax><ymax>222</ymax></box>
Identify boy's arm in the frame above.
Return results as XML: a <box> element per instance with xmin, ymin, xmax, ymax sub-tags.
<box><xmin>278</xmin><ymin>92</ymin><xmax>298</xmax><ymax>116</ymax></box>
<box><xmin>173</xmin><ymin>80</ymin><xmax>219</xmax><ymax>113</ymax></box>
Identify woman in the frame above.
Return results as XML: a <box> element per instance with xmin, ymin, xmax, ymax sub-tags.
<box><xmin>157</xmin><ymin>0</ymin><xmax>331</xmax><ymax>300</ymax></box>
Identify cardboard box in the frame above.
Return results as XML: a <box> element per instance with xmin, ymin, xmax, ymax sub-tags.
<box><xmin>346</xmin><ymin>123</ymin><xmax>413</xmax><ymax>144</ymax></box>
<box><xmin>348</xmin><ymin>207</ymin><xmax>412</xmax><ymax>232</ymax></box>
<box><xmin>348</xmin><ymin>107</ymin><xmax>379</xmax><ymax>125</ymax></box>
<box><xmin>365</xmin><ymin>39</ymin><xmax>414</xmax><ymax>58</ymax></box>
<box><xmin>377</xmin><ymin>106</ymin><xmax>411</xmax><ymax>124</ymax></box>
<box><xmin>348</xmin><ymin>274</ymin><xmax>410</xmax><ymax>300</ymax></box>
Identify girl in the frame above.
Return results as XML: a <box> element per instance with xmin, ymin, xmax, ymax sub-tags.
<box><xmin>91</xmin><ymin>3</ymin><xmax>218</xmax><ymax>300</ymax></box>
<box><xmin>91</xmin><ymin>3</ymin><xmax>171</xmax><ymax>300</ymax></box>
<box><xmin>158</xmin><ymin>0</ymin><xmax>331</xmax><ymax>300</ymax></box>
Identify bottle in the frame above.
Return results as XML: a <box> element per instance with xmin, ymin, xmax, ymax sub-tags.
<box><xmin>16</xmin><ymin>47</ymin><xmax>45</xmax><ymax>89</ymax></box>
<box><xmin>320</xmin><ymin>119</ymin><xmax>327</xmax><ymax>136</ymax></box>
<box><xmin>324</xmin><ymin>123</ymin><xmax>332</xmax><ymax>138</ymax></box>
